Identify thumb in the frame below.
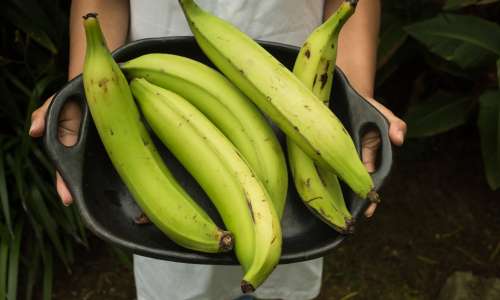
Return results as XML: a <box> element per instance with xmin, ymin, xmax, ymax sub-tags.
<box><xmin>29</xmin><ymin>95</ymin><xmax>53</xmax><ymax>137</ymax></box>
<box><xmin>365</xmin><ymin>98</ymin><xmax>407</xmax><ymax>146</ymax></box>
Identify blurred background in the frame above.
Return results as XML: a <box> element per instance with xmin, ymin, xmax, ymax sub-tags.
<box><xmin>0</xmin><ymin>0</ymin><xmax>499</xmax><ymax>299</ymax></box>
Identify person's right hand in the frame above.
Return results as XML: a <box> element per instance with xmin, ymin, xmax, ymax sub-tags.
<box><xmin>30</xmin><ymin>96</ymin><xmax>82</xmax><ymax>206</ymax></box>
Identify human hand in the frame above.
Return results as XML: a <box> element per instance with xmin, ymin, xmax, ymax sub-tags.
<box><xmin>30</xmin><ymin>95</ymin><xmax>82</xmax><ymax>206</ymax></box>
<box><xmin>360</xmin><ymin>97</ymin><xmax>406</xmax><ymax>218</ymax></box>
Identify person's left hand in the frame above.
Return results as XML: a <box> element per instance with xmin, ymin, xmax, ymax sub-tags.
<box><xmin>360</xmin><ymin>97</ymin><xmax>407</xmax><ymax>218</ymax></box>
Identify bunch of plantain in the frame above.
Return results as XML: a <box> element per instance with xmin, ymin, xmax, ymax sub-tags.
<box><xmin>82</xmin><ymin>13</ymin><xmax>232</xmax><ymax>254</ymax></box>
<box><xmin>121</xmin><ymin>54</ymin><xmax>288</xmax><ymax>218</ymax></box>
<box><xmin>179</xmin><ymin>0</ymin><xmax>378</xmax><ymax>204</ymax></box>
<box><xmin>288</xmin><ymin>0</ymin><xmax>358</xmax><ymax>234</ymax></box>
<box><xmin>80</xmin><ymin>0</ymin><xmax>378</xmax><ymax>293</ymax></box>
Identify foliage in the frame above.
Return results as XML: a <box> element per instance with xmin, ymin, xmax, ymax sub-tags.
<box><xmin>377</xmin><ymin>0</ymin><xmax>500</xmax><ymax>190</ymax></box>
<box><xmin>0</xmin><ymin>0</ymin><xmax>499</xmax><ymax>299</ymax></box>
<box><xmin>0</xmin><ymin>0</ymin><xmax>89</xmax><ymax>299</ymax></box>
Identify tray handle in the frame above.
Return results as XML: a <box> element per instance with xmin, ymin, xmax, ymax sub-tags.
<box><xmin>43</xmin><ymin>76</ymin><xmax>89</xmax><ymax>192</ymax></box>
<box><xmin>347</xmin><ymin>87</ymin><xmax>393</xmax><ymax>190</ymax></box>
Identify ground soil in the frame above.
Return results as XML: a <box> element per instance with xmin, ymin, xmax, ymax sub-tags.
<box><xmin>50</xmin><ymin>125</ymin><xmax>500</xmax><ymax>300</ymax></box>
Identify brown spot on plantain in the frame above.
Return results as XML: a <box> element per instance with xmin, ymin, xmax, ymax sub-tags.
<box><xmin>134</xmin><ymin>212</ymin><xmax>150</xmax><ymax>225</ymax></box>
<box><xmin>241</xmin><ymin>281</ymin><xmax>255</xmax><ymax>294</ymax></box>
<box><xmin>305</xmin><ymin>178</ymin><xmax>311</xmax><ymax>188</ymax></box>
<box><xmin>244</xmin><ymin>191</ymin><xmax>255</xmax><ymax>222</ymax></box>
<box><xmin>305</xmin><ymin>196</ymin><xmax>322</xmax><ymax>203</ymax></box>
<box><xmin>313</xmin><ymin>74</ymin><xmax>318</xmax><ymax>87</ymax></box>
<box><xmin>219</xmin><ymin>231</ymin><xmax>234</xmax><ymax>252</ymax></box>
<box><xmin>325</xmin><ymin>60</ymin><xmax>331</xmax><ymax>72</ymax></box>
<box><xmin>320</xmin><ymin>73</ymin><xmax>328</xmax><ymax>89</ymax></box>
<box><xmin>319</xmin><ymin>207</ymin><xmax>327</xmax><ymax>216</ymax></box>
<box><xmin>314</xmin><ymin>164</ymin><xmax>327</xmax><ymax>186</ymax></box>
<box><xmin>367</xmin><ymin>190</ymin><xmax>380</xmax><ymax>203</ymax></box>
<box><xmin>98</xmin><ymin>78</ymin><xmax>109</xmax><ymax>92</ymax></box>
<box><xmin>305</xmin><ymin>49</ymin><xmax>311</xmax><ymax>59</ymax></box>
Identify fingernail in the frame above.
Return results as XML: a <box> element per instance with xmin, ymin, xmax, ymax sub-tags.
<box><xmin>29</xmin><ymin>120</ymin><xmax>38</xmax><ymax>136</ymax></box>
<box><xmin>397</xmin><ymin>130</ymin><xmax>404</xmax><ymax>144</ymax></box>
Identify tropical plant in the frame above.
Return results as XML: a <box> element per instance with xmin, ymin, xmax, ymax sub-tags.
<box><xmin>1</xmin><ymin>0</ymin><xmax>499</xmax><ymax>299</ymax></box>
<box><xmin>0</xmin><ymin>1</ymin><xmax>89</xmax><ymax>299</ymax></box>
<box><xmin>377</xmin><ymin>0</ymin><xmax>500</xmax><ymax>190</ymax></box>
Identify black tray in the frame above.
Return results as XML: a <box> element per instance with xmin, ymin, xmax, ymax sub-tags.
<box><xmin>43</xmin><ymin>37</ymin><xmax>392</xmax><ymax>265</ymax></box>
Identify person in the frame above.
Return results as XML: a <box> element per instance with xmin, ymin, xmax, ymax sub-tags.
<box><xmin>29</xmin><ymin>1</ymin><xmax>407</xmax><ymax>299</ymax></box>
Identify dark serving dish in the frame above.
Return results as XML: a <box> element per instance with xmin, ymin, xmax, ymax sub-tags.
<box><xmin>44</xmin><ymin>37</ymin><xmax>392</xmax><ymax>265</ymax></box>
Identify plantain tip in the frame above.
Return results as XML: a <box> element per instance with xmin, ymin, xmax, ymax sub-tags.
<box><xmin>344</xmin><ymin>217</ymin><xmax>356</xmax><ymax>234</ymax></box>
<box><xmin>367</xmin><ymin>190</ymin><xmax>381</xmax><ymax>204</ymax></box>
<box><xmin>83</xmin><ymin>12</ymin><xmax>98</xmax><ymax>20</ymax></box>
<box><xmin>346</xmin><ymin>0</ymin><xmax>358</xmax><ymax>8</ymax></box>
<box><xmin>219</xmin><ymin>231</ymin><xmax>234</xmax><ymax>252</ymax></box>
<box><xmin>241</xmin><ymin>281</ymin><xmax>255</xmax><ymax>294</ymax></box>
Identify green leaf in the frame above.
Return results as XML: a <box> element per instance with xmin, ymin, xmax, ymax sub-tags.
<box><xmin>376</xmin><ymin>42</ymin><xmax>419</xmax><ymax>88</ymax></box>
<box><xmin>0</xmin><ymin>2</ymin><xmax>57</xmax><ymax>54</ymax></box>
<box><xmin>0</xmin><ymin>228</ymin><xmax>10</xmax><ymax>300</ymax></box>
<box><xmin>0</xmin><ymin>148</ymin><xmax>13</xmax><ymax>235</ymax></box>
<box><xmin>28</xmin><ymin>163</ymin><xmax>78</xmax><ymax>243</ymax></box>
<box><xmin>377</xmin><ymin>17</ymin><xmax>408</xmax><ymax>68</ymax></box>
<box><xmin>108</xmin><ymin>245</ymin><xmax>133</xmax><ymax>270</ymax></box>
<box><xmin>444</xmin><ymin>0</ymin><xmax>500</xmax><ymax>10</ymax></box>
<box><xmin>28</xmin><ymin>188</ymin><xmax>69</xmax><ymax>270</ymax></box>
<box><xmin>405</xmin><ymin>14</ymin><xmax>500</xmax><ymax>58</ymax></box>
<box><xmin>2</xmin><ymin>70</ymin><xmax>31</xmax><ymax>97</ymax></box>
<box><xmin>64</xmin><ymin>236</ymin><xmax>74</xmax><ymax>265</ymax></box>
<box><xmin>5</xmin><ymin>154</ymin><xmax>26</xmax><ymax>212</ymax></box>
<box><xmin>451</xmin><ymin>42</ymin><xmax>495</xmax><ymax>69</ymax></box>
<box><xmin>31</xmin><ymin>146</ymin><xmax>55</xmax><ymax>178</ymax></box>
<box><xmin>7</xmin><ymin>220</ymin><xmax>24</xmax><ymax>300</ymax></box>
<box><xmin>477</xmin><ymin>90</ymin><xmax>500</xmax><ymax>190</ymax></box>
<box><xmin>406</xmin><ymin>20</ymin><xmax>495</xmax><ymax>69</ymax></box>
<box><xmin>497</xmin><ymin>58</ymin><xmax>500</xmax><ymax>88</ymax></box>
<box><xmin>405</xmin><ymin>92</ymin><xmax>474</xmax><ymax>137</ymax></box>
<box><xmin>423</xmin><ymin>51</ymin><xmax>473</xmax><ymax>79</ymax></box>
<box><xmin>73</xmin><ymin>206</ymin><xmax>88</xmax><ymax>248</ymax></box>
<box><xmin>24</xmin><ymin>238</ymin><xmax>41</xmax><ymax>300</ymax></box>
<box><xmin>0</xmin><ymin>78</ymin><xmax>23</xmax><ymax>126</ymax></box>
<box><xmin>41</xmin><ymin>245</ymin><xmax>53</xmax><ymax>300</ymax></box>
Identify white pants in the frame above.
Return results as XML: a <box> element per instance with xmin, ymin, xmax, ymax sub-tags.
<box><xmin>134</xmin><ymin>255</ymin><xmax>323</xmax><ymax>300</ymax></box>
<box><xmin>128</xmin><ymin>1</ymin><xmax>326</xmax><ymax>299</ymax></box>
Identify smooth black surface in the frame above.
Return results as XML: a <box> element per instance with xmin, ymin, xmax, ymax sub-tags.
<box><xmin>44</xmin><ymin>37</ymin><xmax>392</xmax><ymax>264</ymax></box>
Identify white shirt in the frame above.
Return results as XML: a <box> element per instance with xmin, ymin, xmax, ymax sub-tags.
<box><xmin>129</xmin><ymin>0</ymin><xmax>325</xmax><ymax>47</ymax></box>
<box><xmin>128</xmin><ymin>1</ymin><xmax>326</xmax><ymax>299</ymax></box>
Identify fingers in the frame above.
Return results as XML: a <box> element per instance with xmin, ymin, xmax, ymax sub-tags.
<box><xmin>30</xmin><ymin>95</ymin><xmax>81</xmax><ymax>206</ymax></box>
<box><xmin>388</xmin><ymin>118</ymin><xmax>407</xmax><ymax>147</ymax></box>
<box><xmin>364</xmin><ymin>203</ymin><xmax>377</xmax><ymax>218</ymax></box>
<box><xmin>361</xmin><ymin>131</ymin><xmax>380</xmax><ymax>218</ymax></box>
<box><xmin>364</xmin><ymin>97</ymin><xmax>407</xmax><ymax>146</ymax></box>
<box><xmin>58</xmin><ymin>101</ymin><xmax>82</xmax><ymax>146</ymax></box>
<box><xmin>29</xmin><ymin>96</ymin><xmax>53</xmax><ymax>137</ymax></box>
<box><xmin>55</xmin><ymin>102</ymin><xmax>82</xmax><ymax>204</ymax></box>
<box><xmin>56</xmin><ymin>172</ymin><xmax>73</xmax><ymax>206</ymax></box>
<box><xmin>360</xmin><ymin>97</ymin><xmax>406</xmax><ymax>219</ymax></box>
<box><xmin>361</xmin><ymin>130</ymin><xmax>381</xmax><ymax>173</ymax></box>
